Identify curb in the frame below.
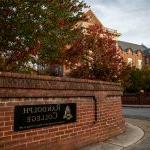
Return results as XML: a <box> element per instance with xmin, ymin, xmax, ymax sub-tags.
<box><xmin>123</xmin><ymin>105</ymin><xmax>150</xmax><ymax>108</ymax></box>
<box><xmin>106</xmin><ymin>123</ymin><xmax>144</xmax><ymax>148</ymax></box>
<box><xmin>80</xmin><ymin>123</ymin><xmax>144</xmax><ymax>150</ymax></box>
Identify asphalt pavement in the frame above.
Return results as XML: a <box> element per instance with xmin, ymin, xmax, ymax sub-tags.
<box><xmin>123</xmin><ymin>106</ymin><xmax>150</xmax><ymax>120</ymax></box>
<box><xmin>124</xmin><ymin>118</ymin><xmax>150</xmax><ymax>150</ymax></box>
<box><xmin>123</xmin><ymin>106</ymin><xmax>150</xmax><ymax>150</ymax></box>
<box><xmin>80</xmin><ymin>106</ymin><xmax>150</xmax><ymax>150</ymax></box>
<box><xmin>80</xmin><ymin>122</ymin><xmax>144</xmax><ymax>150</ymax></box>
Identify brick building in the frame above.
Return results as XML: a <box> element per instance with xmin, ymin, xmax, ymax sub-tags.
<box><xmin>63</xmin><ymin>10</ymin><xmax>121</xmax><ymax>75</ymax></box>
<box><xmin>81</xmin><ymin>10</ymin><xmax>121</xmax><ymax>39</ymax></box>
<box><xmin>83</xmin><ymin>11</ymin><xmax>150</xmax><ymax>69</ymax></box>
<box><xmin>84</xmin><ymin>10</ymin><xmax>150</xmax><ymax>69</ymax></box>
<box><xmin>118</xmin><ymin>41</ymin><xmax>145</xmax><ymax>69</ymax></box>
<box><xmin>143</xmin><ymin>48</ymin><xmax>150</xmax><ymax>66</ymax></box>
<box><xmin>51</xmin><ymin>10</ymin><xmax>150</xmax><ymax>75</ymax></box>
<box><xmin>118</xmin><ymin>41</ymin><xmax>150</xmax><ymax>69</ymax></box>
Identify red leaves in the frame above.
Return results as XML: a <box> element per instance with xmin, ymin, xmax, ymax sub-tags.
<box><xmin>1</xmin><ymin>0</ymin><xmax>88</xmax><ymax>73</ymax></box>
<box><xmin>65</xmin><ymin>39</ymin><xmax>84</xmax><ymax>56</ymax></box>
<box><xmin>1</xmin><ymin>8</ymin><xmax>14</xmax><ymax>16</ymax></box>
<box><xmin>69</xmin><ymin>24</ymin><xmax>125</xmax><ymax>82</ymax></box>
<box><xmin>73</xmin><ymin>39</ymin><xmax>84</xmax><ymax>52</ymax></box>
<box><xmin>30</xmin><ymin>48</ymin><xmax>37</xmax><ymax>56</ymax></box>
<box><xmin>59</xmin><ymin>19</ymin><xmax>65</xmax><ymax>28</ymax></box>
<box><xmin>7</xmin><ymin>42</ymin><xmax>41</xmax><ymax>67</ymax></box>
<box><xmin>29</xmin><ymin>43</ymin><xmax>41</xmax><ymax>56</ymax></box>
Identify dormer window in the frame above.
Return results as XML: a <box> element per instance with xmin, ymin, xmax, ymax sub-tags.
<box><xmin>127</xmin><ymin>58</ymin><xmax>132</xmax><ymax>65</ymax></box>
<box><xmin>136</xmin><ymin>50</ymin><xmax>140</xmax><ymax>55</ymax></box>
<box><xmin>138</xmin><ymin>59</ymin><xmax>142</xmax><ymax>69</ymax></box>
<box><xmin>127</xmin><ymin>49</ymin><xmax>132</xmax><ymax>54</ymax></box>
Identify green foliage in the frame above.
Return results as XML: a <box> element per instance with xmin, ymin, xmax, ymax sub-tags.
<box><xmin>0</xmin><ymin>0</ymin><xmax>87</xmax><ymax>72</ymax></box>
<box><xmin>123</xmin><ymin>66</ymin><xmax>150</xmax><ymax>93</ymax></box>
<box><xmin>141</xmin><ymin>66</ymin><xmax>150</xmax><ymax>92</ymax></box>
<box><xmin>124</xmin><ymin>68</ymin><xmax>142</xmax><ymax>93</ymax></box>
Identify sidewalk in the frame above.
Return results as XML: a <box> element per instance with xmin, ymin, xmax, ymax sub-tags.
<box><xmin>123</xmin><ymin>105</ymin><xmax>150</xmax><ymax>108</ymax></box>
<box><xmin>80</xmin><ymin>123</ymin><xmax>144</xmax><ymax>150</ymax></box>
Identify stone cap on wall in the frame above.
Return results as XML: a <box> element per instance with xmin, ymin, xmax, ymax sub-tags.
<box><xmin>0</xmin><ymin>72</ymin><xmax>122</xmax><ymax>98</ymax></box>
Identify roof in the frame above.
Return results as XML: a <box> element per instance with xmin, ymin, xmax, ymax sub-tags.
<box><xmin>85</xmin><ymin>10</ymin><xmax>121</xmax><ymax>36</ymax></box>
<box><xmin>143</xmin><ymin>48</ymin><xmax>150</xmax><ymax>55</ymax></box>
<box><xmin>84</xmin><ymin>10</ymin><xmax>103</xmax><ymax>26</ymax></box>
<box><xmin>118</xmin><ymin>41</ymin><xmax>148</xmax><ymax>52</ymax></box>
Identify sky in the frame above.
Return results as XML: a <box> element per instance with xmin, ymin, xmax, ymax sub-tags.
<box><xmin>84</xmin><ymin>0</ymin><xmax>150</xmax><ymax>48</ymax></box>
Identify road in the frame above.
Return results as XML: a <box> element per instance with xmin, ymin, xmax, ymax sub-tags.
<box><xmin>123</xmin><ymin>107</ymin><xmax>150</xmax><ymax>120</ymax></box>
<box><xmin>123</xmin><ymin>107</ymin><xmax>150</xmax><ymax>150</ymax></box>
<box><xmin>125</xmin><ymin>118</ymin><xmax>150</xmax><ymax>150</ymax></box>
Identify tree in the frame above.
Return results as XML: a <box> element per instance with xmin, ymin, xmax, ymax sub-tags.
<box><xmin>0</xmin><ymin>0</ymin><xmax>87</xmax><ymax>73</ymax></box>
<box><xmin>122</xmin><ymin>66</ymin><xmax>150</xmax><ymax>93</ymax></box>
<box><xmin>123</xmin><ymin>68</ymin><xmax>142</xmax><ymax>93</ymax></box>
<box><xmin>68</xmin><ymin>24</ymin><xmax>126</xmax><ymax>82</ymax></box>
<box><xmin>141</xmin><ymin>66</ymin><xmax>150</xmax><ymax>92</ymax></box>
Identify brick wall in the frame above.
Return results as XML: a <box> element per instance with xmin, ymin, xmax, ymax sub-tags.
<box><xmin>0</xmin><ymin>72</ymin><xmax>125</xmax><ymax>150</ymax></box>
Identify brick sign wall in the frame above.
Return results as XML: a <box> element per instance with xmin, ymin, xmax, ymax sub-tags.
<box><xmin>0</xmin><ymin>72</ymin><xmax>125</xmax><ymax>150</ymax></box>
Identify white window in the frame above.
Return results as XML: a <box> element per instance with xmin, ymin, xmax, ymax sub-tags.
<box><xmin>138</xmin><ymin>59</ymin><xmax>142</xmax><ymax>69</ymax></box>
<box><xmin>127</xmin><ymin>58</ymin><xmax>132</xmax><ymax>65</ymax></box>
